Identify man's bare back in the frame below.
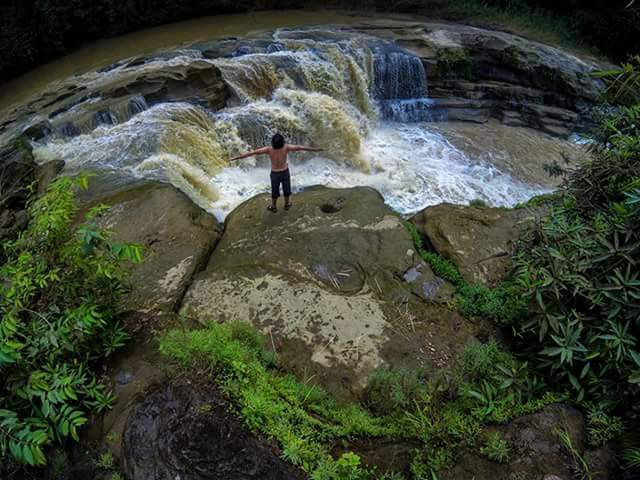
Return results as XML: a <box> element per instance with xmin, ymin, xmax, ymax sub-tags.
<box><xmin>229</xmin><ymin>133</ymin><xmax>323</xmax><ymax>212</ymax></box>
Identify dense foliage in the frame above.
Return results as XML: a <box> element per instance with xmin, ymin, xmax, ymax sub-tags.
<box><xmin>509</xmin><ymin>106</ymin><xmax>640</xmax><ymax>406</ymax></box>
<box><xmin>0</xmin><ymin>175</ymin><xmax>142</xmax><ymax>466</ymax></box>
<box><xmin>403</xmin><ymin>59</ymin><xmax>640</xmax><ymax>472</ymax></box>
<box><xmin>160</xmin><ymin>321</ymin><xmax>557</xmax><ymax>479</ymax></box>
<box><xmin>1</xmin><ymin>0</ymin><xmax>638</xmax><ymax>82</ymax></box>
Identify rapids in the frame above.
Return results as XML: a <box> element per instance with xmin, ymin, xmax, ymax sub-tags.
<box><xmin>21</xmin><ymin>23</ymin><xmax>572</xmax><ymax>219</ymax></box>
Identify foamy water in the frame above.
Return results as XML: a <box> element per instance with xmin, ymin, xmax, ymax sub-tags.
<box><xmin>205</xmin><ymin>123</ymin><xmax>548</xmax><ymax>218</ymax></box>
<box><xmin>33</xmin><ymin>104</ymin><xmax>548</xmax><ymax>219</ymax></box>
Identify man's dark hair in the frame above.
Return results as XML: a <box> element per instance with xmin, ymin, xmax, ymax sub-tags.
<box><xmin>271</xmin><ymin>133</ymin><xmax>285</xmax><ymax>149</ymax></box>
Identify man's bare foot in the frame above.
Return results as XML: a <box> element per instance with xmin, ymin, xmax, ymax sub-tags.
<box><xmin>267</xmin><ymin>205</ymin><xmax>277</xmax><ymax>213</ymax></box>
<box><xmin>284</xmin><ymin>202</ymin><xmax>292</xmax><ymax>211</ymax></box>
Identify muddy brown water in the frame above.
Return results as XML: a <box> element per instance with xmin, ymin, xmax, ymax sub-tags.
<box><xmin>0</xmin><ymin>10</ymin><xmax>374</xmax><ymax>115</ymax></box>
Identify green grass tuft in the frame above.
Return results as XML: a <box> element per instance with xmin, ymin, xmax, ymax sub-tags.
<box><xmin>480</xmin><ymin>432</ymin><xmax>510</xmax><ymax>463</ymax></box>
<box><xmin>363</xmin><ymin>367</ymin><xmax>429</xmax><ymax>416</ymax></box>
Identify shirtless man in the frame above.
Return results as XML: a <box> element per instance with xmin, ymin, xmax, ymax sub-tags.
<box><xmin>229</xmin><ymin>133</ymin><xmax>323</xmax><ymax>212</ymax></box>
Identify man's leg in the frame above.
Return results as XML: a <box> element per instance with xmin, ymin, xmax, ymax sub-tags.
<box><xmin>283</xmin><ymin>169</ymin><xmax>292</xmax><ymax>210</ymax></box>
<box><xmin>269</xmin><ymin>172</ymin><xmax>279</xmax><ymax>212</ymax></box>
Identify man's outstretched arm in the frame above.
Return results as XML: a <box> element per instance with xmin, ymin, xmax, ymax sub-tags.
<box><xmin>287</xmin><ymin>144</ymin><xmax>324</xmax><ymax>152</ymax></box>
<box><xmin>229</xmin><ymin>147</ymin><xmax>270</xmax><ymax>162</ymax></box>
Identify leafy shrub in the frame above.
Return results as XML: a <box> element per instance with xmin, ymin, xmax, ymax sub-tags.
<box><xmin>480</xmin><ymin>431</ymin><xmax>510</xmax><ymax>463</ymax></box>
<box><xmin>457</xmin><ymin>282</ymin><xmax>527</xmax><ymax>326</ymax></box>
<box><xmin>512</xmin><ymin>187</ymin><xmax>640</xmax><ymax>403</ymax></box>
<box><xmin>623</xmin><ymin>447</ymin><xmax>640</xmax><ymax>471</ymax></box>
<box><xmin>0</xmin><ymin>175</ymin><xmax>142</xmax><ymax>465</ymax></box>
<box><xmin>469</xmin><ymin>199</ymin><xmax>488</xmax><ymax>208</ymax></box>
<box><xmin>363</xmin><ymin>367</ymin><xmax>429</xmax><ymax>416</ymax></box>
<box><xmin>455</xmin><ymin>341</ymin><xmax>558</xmax><ymax>423</ymax></box>
<box><xmin>508</xmin><ymin>72</ymin><xmax>640</xmax><ymax>434</ymax></box>
<box><xmin>585</xmin><ymin>408</ymin><xmax>624</xmax><ymax>447</ymax></box>
<box><xmin>456</xmin><ymin>340</ymin><xmax>514</xmax><ymax>381</ymax></box>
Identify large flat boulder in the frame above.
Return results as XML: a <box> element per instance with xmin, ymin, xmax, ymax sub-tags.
<box><xmin>92</xmin><ymin>182</ymin><xmax>220</xmax><ymax>318</ymax></box>
<box><xmin>411</xmin><ymin>203</ymin><xmax>532</xmax><ymax>287</ymax></box>
<box><xmin>180</xmin><ymin>187</ymin><xmax>480</xmax><ymax>397</ymax></box>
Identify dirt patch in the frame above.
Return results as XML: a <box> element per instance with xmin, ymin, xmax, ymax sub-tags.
<box><xmin>380</xmin><ymin>300</ymin><xmax>494</xmax><ymax>373</ymax></box>
<box><xmin>123</xmin><ymin>381</ymin><xmax>305</xmax><ymax>480</ymax></box>
<box><xmin>333</xmin><ymin>439</ymin><xmax>421</xmax><ymax>477</ymax></box>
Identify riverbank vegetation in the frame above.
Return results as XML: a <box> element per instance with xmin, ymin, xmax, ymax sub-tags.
<box><xmin>1</xmin><ymin>0</ymin><xmax>638</xmax><ymax>82</ymax></box>
<box><xmin>0</xmin><ymin>176</ymin><xmax>142</xmax><ymax>469</ymax></box>
<box><xmin>409</xmin><ymin>57</ymin><xmax>640</xmax><ymax>475</ymax></box>
<box><xmin>159</xmin><ymin>322</ymin><xmax>558</xmax><ymax>479</ymax></box>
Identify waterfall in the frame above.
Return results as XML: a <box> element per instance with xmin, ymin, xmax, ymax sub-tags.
<box><xmin>31</xmin><ymin>27</ymin><xmax>548</xmax><ymax>220</ymax></box>
<box><xmin>373</xmin><ymin>49</ymin><xmax>427</xmax><ymax>100</ymax></box>
<box><xmin>50</xmin><ymin>94</ymin><xmax>149</xmax><ymax>139</ymax></box>
<box><xmin>371</xmin><ymin>47</ymin><xmax>433</xmax><ymax>122</ymax></box>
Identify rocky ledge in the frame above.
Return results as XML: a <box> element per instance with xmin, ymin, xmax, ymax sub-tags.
<box><xmin>67</xmin><ymin>183</ymin><xmax>615</xmax><ymax>480</ymax></box>
<box><xmin>0</xmin><ymin>18</ymin><xmax>609</xmax><ymax>149</ymax></box>
<box><xmin>353</xmin><ymin>20</ymin><xmax>609</xmax><ymax>136</ymax></box>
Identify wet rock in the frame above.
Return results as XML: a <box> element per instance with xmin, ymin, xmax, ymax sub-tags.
<box><xmin>122</xmin><ymin>382</ymin><xmax>305</xmax><ymax>480</ymax></box>
<box><xmin>586</xmin><ymin>445</ymin><xmax>618</xmax><ymax>480</ymax></box>
<box><xmin>403</xmin><ymin>261</ymin><xmax>455</xmax><ymax>303</ymax></box>
<box><xmin>181</xmin><ymin>187</ymin><xmax>483</xmax><ymax>397</ymax></box>
<box><xmin>0</xmin><ymin>141</ymin><xmax>35</xmax><ymax>257</ymax></box>
<box><xmin>35</xmin><ymin>159</ymin><xmax>65</xmax><ymax>197</ymax></box>
<box><xmin>22</xmin><ymin>120</ymin><xmax>52</xmax><ymax>141</ymax></box>
<box><xmin>88</xmin><ymin>182</ymin><xmax>221</xmax><ymax>317</ymax></box>
<box><xmin>440</xmin><ymin>404</ymin><xmax>586</xmax><ymax>480</ymax></box>
<box><xmin>410</xmin><ymin>203</ymin><xmax>536</xmax><ymax>287</ymax></box>
<box><xmin>382</xmin><ymin>21</ymin><xmax>610</xmax><ymax>136</ymax></box>
<box><xmin>106</xmin><ymin>59</ymin><xmax>230</xmax><ymax>111</ymax></box>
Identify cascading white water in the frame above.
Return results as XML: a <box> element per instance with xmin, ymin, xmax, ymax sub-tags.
<box><xmin>31</xmin><ymin>28</ymin><xmax>550</xmax><ymax>218</ymax></box>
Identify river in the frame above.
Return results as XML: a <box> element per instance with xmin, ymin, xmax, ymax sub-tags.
<box><xmin>1</xmin><ymin>11</ymin><xmax>585</xmax><ymax>219</ymax></box>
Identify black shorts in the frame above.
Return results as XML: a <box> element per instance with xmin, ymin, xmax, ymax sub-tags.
<box><xmin>270</xmin><ymin>169</ymin><xmax>291</xmax><ymax>199</ymax></box>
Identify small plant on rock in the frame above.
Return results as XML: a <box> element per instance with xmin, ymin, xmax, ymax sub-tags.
<box><xmin>96</xmin><ymin>450</ymin><xmax>114</xmax><ymax>470</ymax></box>
<box><xmin>469</xmin><ymin>199</ymin><xmax>488</xmax><ymax>208</ymax></box>
<box><xmin>480</xmin><ymin>431</ymin><xmax>510</xmax><ymax>463</ymax></box>
<box><xmin>363</xmin><ymin>366</ymin><xmax>429</xmax><ymax>416</ymax></box>
<box><xmin>585</xmin><ymin>407</ymin><xmax>624</xmax><ymax>447</ymax></box>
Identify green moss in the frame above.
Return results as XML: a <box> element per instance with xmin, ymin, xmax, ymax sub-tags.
<box><xmin>405</xmin><ymin>222</ymin><xmax>527</xmax><ymax>325</ymax></box>
<box><xmin>406</xmin><ymin>222</ymin><xmax>464</xmax><ymax>285</ymax></box>
<box><xmin>498</xmin><ymin>46</ymin><xmax>523</xmax><ymax>70</ymax></box>
<box><xmin>514</xmin><ymin>192</ymin><xmax>560</xmax><ymax>209</ymax></box>
<box><xmin>469</xmin><ymin>199</ymin><xmax>489</xmax><ymax>208</ymax></box>
<box><xmin>159</xmin><ymin>322</ymin><xmax>394</xmax><ymax>477</ymax></box>
<box><xmin>436</xmin><ymin>48</ymin><xmax>473</xmax><ymax>80</ymax></box>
